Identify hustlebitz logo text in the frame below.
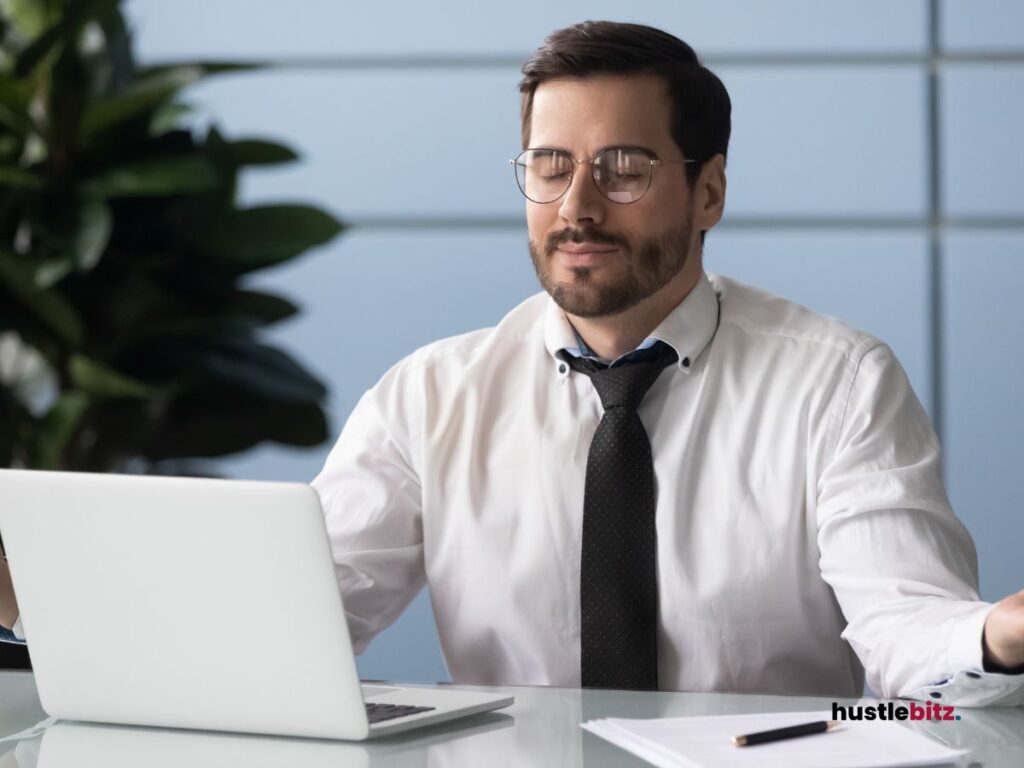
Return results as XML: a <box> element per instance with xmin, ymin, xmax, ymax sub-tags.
<box><xmin>831</xmin><ymin>702</ymin><xmax>961</xmax><ymax>722</ymax></box>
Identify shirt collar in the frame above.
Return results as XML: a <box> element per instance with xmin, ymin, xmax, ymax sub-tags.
<box><xmin>544</xmin><ymin>271</ymin><xmax>720</xmax><ymax>375</ymax></box>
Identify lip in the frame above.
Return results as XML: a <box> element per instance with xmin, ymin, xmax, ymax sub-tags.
<box><xmin>556</xmin><ymin>246</ymin><xmax>619</xmax><ymax>267</ymax></box>
<box><xmin>556</xmin><ymin>243</ymin><xmax>619</xmax><ymax>255</ymax></box>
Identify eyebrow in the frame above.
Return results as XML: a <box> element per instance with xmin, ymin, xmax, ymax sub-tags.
<box><xmin>530</xmin><ymin>144</ymin><xmax>659</xmax><ymax>158</ymax></box>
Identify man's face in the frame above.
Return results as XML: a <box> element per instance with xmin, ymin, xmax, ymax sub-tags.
<box><xmin>525</xmin><ymin>74</ymin><xmax>699</xmax><ymax>318</ymax></box>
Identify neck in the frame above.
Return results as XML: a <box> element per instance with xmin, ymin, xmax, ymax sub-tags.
<box><xmin>568</xmin><ymin>264</ymin><xmax>702</xmax><ymax>360</ymax></box>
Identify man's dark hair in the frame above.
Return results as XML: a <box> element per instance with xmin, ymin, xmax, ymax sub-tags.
<box><xmin>519</xmin><ymin>21</ymin><xmax>731</xmax><ymax>188</ymax></box>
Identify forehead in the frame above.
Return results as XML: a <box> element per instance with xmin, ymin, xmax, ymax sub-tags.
<box><xmin>528</xmin><ymin>74</ymin><xmax>674</xmax><ymax>151</ymax></box>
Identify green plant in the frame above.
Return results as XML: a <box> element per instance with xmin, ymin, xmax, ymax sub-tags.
<box><xmin>0</xmin><ymin>0</ymin><xmax>342</xmax><ymax>473</ymax></box>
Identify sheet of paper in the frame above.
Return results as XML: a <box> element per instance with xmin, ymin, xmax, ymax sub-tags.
<box><xmin>0</xmin><ymin>717</ymin><xmax>57</xmax><ymax>745</ymax></box>
<box><xmin>581</xmin><ymin>710</ymin><xmax>968</xmax><ymax>768</ymax></box>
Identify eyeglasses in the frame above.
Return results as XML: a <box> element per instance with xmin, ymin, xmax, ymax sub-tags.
<box><xmin>510</xmin><ymin>147</ymin><xmax>697</xmax><ymax>205</ymax></box>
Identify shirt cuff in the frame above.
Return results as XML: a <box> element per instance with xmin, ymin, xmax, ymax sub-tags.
<box><xmin>905</xmin><ymin>604</ymin><xmax>1024</xmax><ymax>707</ymax></box>
<box><xmin>13</xmin><ymin>614</ymin><xmax>24</xmax><ymax>641</ymax></box>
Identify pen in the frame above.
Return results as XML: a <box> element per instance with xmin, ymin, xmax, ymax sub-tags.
<box><xmin>731</xmin><ymin>719</ymin><xmax>841</xmax><ymax>747</ymax></box>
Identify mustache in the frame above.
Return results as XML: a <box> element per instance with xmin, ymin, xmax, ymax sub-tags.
<box><xmin>545</xmin><ymin>228</ymin><xmax>628</xmax><ymax>255</ymax></box>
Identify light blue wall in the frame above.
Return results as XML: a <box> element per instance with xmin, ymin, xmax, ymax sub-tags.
<box><xmin>943</xmin><ymin>236</ymin><xmax>1024</xmax><ymax>603</ymax></box>
<box><xmin>124</xmin><ymin>0</ymin><xmax>1024</xmax><ymax>682</ymax></box>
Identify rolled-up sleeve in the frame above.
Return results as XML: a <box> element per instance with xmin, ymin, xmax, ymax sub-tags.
<box><xmin>310</xmin><ymin>356</ymin><xmax>426</xmax><ymax>655</ymax></box>
<box><xmin>817</xmin><ymin>343</ymin><xmax>1024</xmax><ymax>706</ymax></box>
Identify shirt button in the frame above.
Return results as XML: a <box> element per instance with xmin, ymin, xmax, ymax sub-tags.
<box><xmin>558</xmin><ymin>364</ymin><xmax>566</xmax><ymax>374</ymax></box>
<box><xmin>965</xmin><ymin>672</ymin><xmax>981</xmax><ymax>679</ymax></box>
<box><xmin>682</xmin><ymin>357</ymin><xmax>691</xmax><ymax>368</ymax></box>
<box><xmin>929</xmin><ymin>691</ymin><xmax>942</xmax><ymax>699</ymax></box>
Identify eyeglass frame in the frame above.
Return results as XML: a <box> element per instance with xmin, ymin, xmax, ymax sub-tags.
<box><xmin>509</xmin><ymin>146</ymin><xmax>699</xmax><ymax>205</ymax></box>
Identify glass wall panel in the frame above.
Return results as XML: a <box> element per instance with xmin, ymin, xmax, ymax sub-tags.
<box><xmin>179</xmin><ymin>67</ymin><xmax>926</xmax><ymax>220</ymax></box>
<box><xmin>942</xmin><ymin>65</ymin><xmax>1024</xmax><ymax>217</ymax></box>
<box><xmin>720</xmin><ymin>67</ymin><xmax>926</xmax><ymax>217</ymax></box>
<box><xmin>941</xmin><ymin>0</ymin><xmax>1024</xmax><ymax>51</ymax></box>
<box><xmin>942</xmin><ymin>234</ymin><xmax>1024</xmax><ymax>602</ymax></box>
<box><xmin>126</xmin><ymin>1</ymin><xmax>926</xmax><ymax>60</ymax></box>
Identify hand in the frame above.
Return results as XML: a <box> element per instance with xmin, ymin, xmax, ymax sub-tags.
<box><xmin>983</xmin><ymin>588</ymin><xmax>1024</xmax><ymax>673</ymax></box>
<box><xmin>0</xmin><ymin>557</ymin><xmax>19</xmax><ymax>630</ymax></box>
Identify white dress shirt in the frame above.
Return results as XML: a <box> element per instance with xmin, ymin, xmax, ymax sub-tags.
<box><xmin>312</xmin><ymin>271</ymin><xmax>1024</xmax><ymax>705</ymax></box>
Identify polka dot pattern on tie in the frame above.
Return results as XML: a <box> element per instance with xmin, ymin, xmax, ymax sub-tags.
<box><xmin>560</xmin><ymin>341</ymin><xmax>678</xmax><ymax>691</ymax></box>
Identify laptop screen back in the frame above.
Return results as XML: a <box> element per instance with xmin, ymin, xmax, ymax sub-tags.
<box><xmin>0</xmin><ymin>469</ymin><xmax>370</xmax><ymax>740</ymax></box>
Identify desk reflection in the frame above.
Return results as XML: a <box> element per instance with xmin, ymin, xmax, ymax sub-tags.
<box><xmin>1</xmin><ymin>689</ymin><xmax>586</xmax><ymax>768</ymax></box>
<box><xmin>906</xmin><ymin>705</ymin><xmax>1024</xmax><ymax>768</ymax></box>
<box><xmin>2</xmin><ymin>688</ymin><xmax>1021</xmax><ymax>768</ymax></box>
<box><xmin>1</xmin><ymin>714</ymin><xmax>514</xmax><ymax>768</ymax></box>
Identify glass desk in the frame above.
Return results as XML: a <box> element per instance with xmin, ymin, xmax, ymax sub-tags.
<box><xmin>1</xmin><ymin>671</ymin><xmax>1022</xmax><ymax>767</ymax></box>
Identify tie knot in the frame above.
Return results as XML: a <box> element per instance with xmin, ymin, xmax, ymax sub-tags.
<box><xmin>562</xmin><ymin>343</ymin><xmax>678</xmax><ymax>410</ymax></box>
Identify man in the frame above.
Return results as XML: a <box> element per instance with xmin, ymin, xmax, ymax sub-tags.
<box><xmin>2</xmin><ymin>21</ymin><xmax>1023</xmax><ymax>702</ymax></box>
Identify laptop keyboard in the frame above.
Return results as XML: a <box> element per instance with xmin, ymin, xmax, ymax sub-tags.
<box><xmin>365</xmin><ymin>702</ymin><xmax>436</xmax><ymax>724</ymax></box>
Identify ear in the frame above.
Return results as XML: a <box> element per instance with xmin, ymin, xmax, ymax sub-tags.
<box><xmin>694</xmin><ymin>153</ymin><xmax>727</xmax><ymax>231</ymax></box>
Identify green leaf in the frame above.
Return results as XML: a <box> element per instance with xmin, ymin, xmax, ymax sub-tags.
<box><xmin>68</xmin><ymin>355</ymin><xmax>155</xmax><ymax>398</ymax></box>
<box><xmin>199</xmin><ymin>205</ymin><xmax>344</xmax><ymax>269</ymax></box>
<box><xmin>0</xmin><ymin>75</ymin><xmax>31</xmax><ymax>107</ymax></box>
<box><xmin>13</xmin><ymin>0</ymin><xmax>118</xmax><ymax>76</ymax></box>
<box><xmin>82</xmin><ymin>155</ymin><xmax>221</xmax><ymax>197</ymax></box>
<box><xmin>144</xmin><ymin>387</ymin><xmax>328</xmax><ymax>460</ymax></box>
<box><xmin>192</xmin><ymin>336</ymin><xmax>327</xmax><ymax>404</ymax></box>
<box><xmin>139</xmin><ymin>61</ymin><xmax>263</xmax><ymax>79</ymax></box>
<box><xmin>0</xmin><ymin>388</ymin><xmax>27</xmax><ymax>467</ymax></box>
<box><xmin>101</xmin><ymin>274</ymin><xmax>172</xmax><ymax>331</ymax></box>
<box><xmin>0</xmin><ymin>166</ymin><xmax>44</xmax><ymax>188</ymax></box>
<box><xmin>0</xmin><ymin>251</ymin><xmax>84</xmax><ymax>346</ymax></box>
<box><xmin>72</xmin><ymin>195</ymin><xmax>112</xmax><ymax>270</ymax></box>
<box><xmin>30</xmin><ymin>391</ymin><xmax>90</xmax><ymax>469</ymax></box>
<box><xmin>227</xmin><ymin>289</ymin><xmax>299</xmax><ymax>325</ymax></box>
<box><xmin>79</xmin><ymin>66</ymin><xmax>206</xmax><ymax>140</ymax></box>
<box><xmin>123</xmin><ymin>290</ymin><xmax>298</xmax><ymax>342</ymax></box>
<box><xmin>33</xmin><ymin>257</ymin><xmax>75</xmax><ymax>289</ymax></box>
<box><xmin>129</xmin><ymin>315</ymin><xmax>242</xmax><ymax>342</ymax></box>
<box><xmin>0</xmin><ymin>75</ymin><xmax>36</xmax><ymax>136</ymax></box>
<box><xmin>13</xmin><ymin>11</ymin><xmax>73</xmax><ymax>77</ymax></box>
<box><xmin>225</xmin><ymin>139</ymin><xmax>298</xmax><ymax>166</ymax></box>
<box><xmin>148</xmin><ymin>101</ymin><xmax>192</xmax><ymax>136</ymax></box>
<box><xmin>4</xmin><ymin>0</ymin><xmax>52</xmax><ymax>41</ymax></box>
<box><xmin>0</xmin><ymin>135</ymin><xmax>21</xmax><ymax>158</ymax></box>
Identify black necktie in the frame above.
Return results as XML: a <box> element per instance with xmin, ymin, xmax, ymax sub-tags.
<box><xmin>561</xmin><ymin>342</ymin><xmax>679</xmax><ymax>690</ymax></box>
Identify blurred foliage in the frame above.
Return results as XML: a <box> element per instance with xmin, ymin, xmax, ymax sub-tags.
<box><xmin>0</xmin><ymin>0</ymin><xmax>343</xmax><ymax>473</ymax></box>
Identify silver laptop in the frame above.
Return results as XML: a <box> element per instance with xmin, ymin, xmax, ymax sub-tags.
<box><xmin>0</xmin><ymin>469</ymin><xmax>512</xmax><ymax>740</ymax></box>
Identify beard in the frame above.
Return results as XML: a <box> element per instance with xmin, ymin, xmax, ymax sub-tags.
<box><xmin>528</xmin><ymin>214</ymin><xmax>694</xmax><ymax>318</ymax></box>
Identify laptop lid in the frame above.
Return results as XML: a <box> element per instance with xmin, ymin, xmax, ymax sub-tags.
<box><xmin>0</xmin><ymin>469</ymin><xmax>371</xmax><ymax>740</ymax></box>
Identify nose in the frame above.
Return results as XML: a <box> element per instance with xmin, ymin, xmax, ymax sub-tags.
<box><xmin>557</xmin><ymin>161</ymin><xmax>606</xmax><ymax>227</ymax></box>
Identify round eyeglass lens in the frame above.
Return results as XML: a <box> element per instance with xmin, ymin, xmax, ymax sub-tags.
<box><xmin>594</xmin><ymin>149</ymin><xmax>653</xmax><ymax>203</ymax></box>
<box><xmin>514</xmin><ymin>149</ymin><xmax>573</xmax><ymax>203</ymax></box>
